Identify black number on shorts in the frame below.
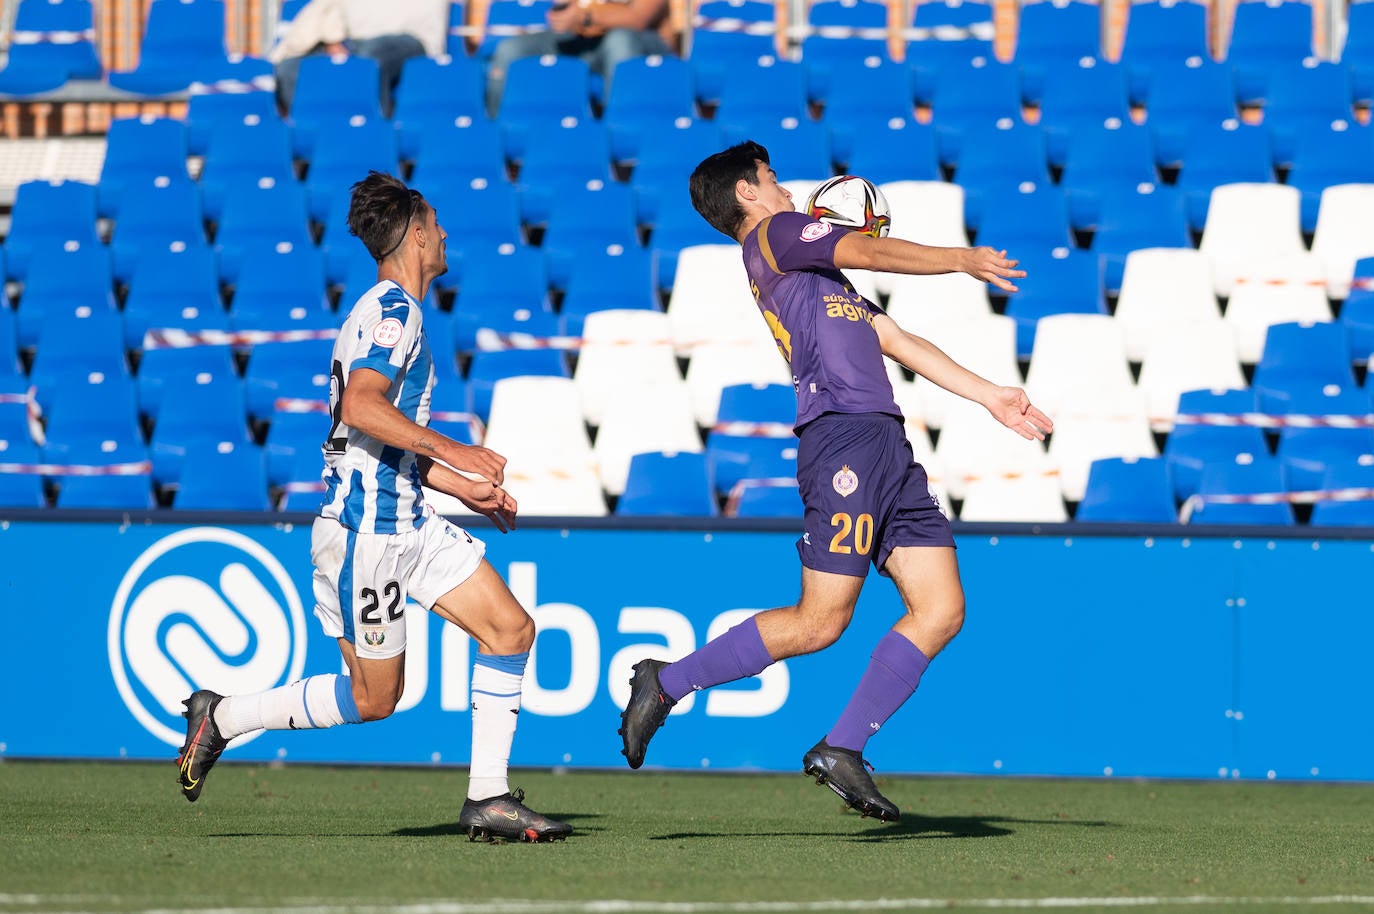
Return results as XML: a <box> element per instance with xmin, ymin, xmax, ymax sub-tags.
<box><xmin>359</xmin><ymin>581</ymin><xmax>403</xmax><ymax>624</ymax></box>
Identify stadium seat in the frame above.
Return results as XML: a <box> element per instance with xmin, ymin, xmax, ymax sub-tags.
<box><xmin>1175</xmin><ymin>124</ymin><xmax>1275</xmax><ymax>232</ymax></box>
<box><xmin>906</xmin><ymin>0</ymin><xmax>995</xmax><ymax>102</ymax></box>
<box><xmin>800</xmin><ymin>0</ymin><xmax>893</xmax><ymax>104</ymax></box>
<box><xmin>1075</xmin><ymin>456</ymin><xmax>1177</xmax><ymax>523</ymax></box>
<box><xmin>0</xmin><ymin>314</ymin><xmax>21</xmax><ymax>377</ymax></box>
<box><xmin>15</xmin><ymin>242</ymin><xmax>115</xmax><ymax>350</ymax></box>
<box><xmin>427</xmin><ymin>180</ymin><xmax>523</xmax><ymax>279</ymax></box>
<box><xmin>1287</xmin><ymin>125</ymin><xmax>1374</xmax><ymax>235</ymax></box>
<box><xmin>838</xmin><ymin>117</ymin><xmax>940</xmax><ymax>185</ymax></box>
<box><xmin>1198</xmin><ymin>182</ymin><xmax>1305</xmax><ymax>297</ymax></box>
<box><xmin>457</xmin><ymin>302</ymin><xmax>560</xmax><ymax>358</ymax></box>
<box><xmin>721</xmin><ymin>116</ymin><xmax>834</xmax><ymax>184</ymax></box>
<box><xmin>729</xmin><ymin>477</ymin><xmax>803</xmax><ymax>518</ymax></box>
<box><xmin>228</xmin><ymin>243</ymin><xmax>332</xmax><ymax>334</ymax></box>
<box><xmin>1224</xmin><ymin>270</ymin><xmax>1334</xmax><ymax>364</ymax></box>
<box><xmin>820</xmin><ymin>57</ymin><xmax>916</xmax><ymax>160</ymax></box>
<box><xmin>514</xmin><ymin>118</ymin><xmax>613</xmax><ymax>225</ymax></box>
<box><xmin>1059</xmin><ymin>120</ymin><xmax>1160</xmax><ymax>233</ymax></box>
<box><xmin>903</xmin><ymin>313</ymin><xmax>1018</xmax><ymax>429</ymax></box>
<box><xmin>482</xmin><ymin>374</ymin><xmax>593</xmax><ymax>479</ymax></box>
<box><xmin>1344</xmin><ymin>0</ymin><xmax>1374</xmax><ymax>103</ymax></box>
<box><xmin>1090</xmin><ymin>185</ymin><xmax>1191</xmax><ymax>293</ymax></box>
<box><xmin>1046</xmin><ymin>390</ymin><xmax>1158</xmax><ymax>502</ymax></box>
<box><xmin>925</xmin><ymin>57</ymin><xmax>1023</xmax><ymax>165</ymax></box>
<box><xmin>2</xmin><ymin>180</ymin><xmax>100</xmax><ymax>281</ymax></box>
<box><xmin>884</xmin><ymin>271</ymin><xmax>993</xmax><ymax>334</ymax></box>
<box><xmin>498</xmin><ymin>55</ymin><xmax>594</xmax><ymax>159</ymax></box>
<box><xmin>173</xmin><ymin>442</ymin><xmax>271</xmax><ymax>511</ymax></box>
<box><xmin>1271</xmin><ymin>384</ymin><xmax>1374</xmax><ymax>491</ymax></box>
<box><xmin>197</xmin><ymin>112</ymin><xmax>296</xmax><ymax>223</ymax></box>
<box><xmin>303</xmin><ymin>117</ymin><xmax>401</xmax><ymax>223</ymax></box>
<box><xmin>1252</xmin><ymin>321</ymin><xmax>1356</xmax><ymax>413</ymax></box>
<box><xmin>1310</xmin><ymin>183</ymin><xmax>1374</xmax><ymax>299</ymax></box>
<box><xmin>1118</xmin><ymin>0</ymin><xmax>1210</xmax><ymax>104</ymax></box>
<box><xmin>275</xmin><ymin>447</ymin><xmax>327</xmax><ymax>512</ymax></box>
<box><xmin>714</xmin><ymin>55</ymin><xmax>810</xmax><ymax>127</ymax></box>
<box><xmin>1002</xmin><ymin>248</ymin><xmax>1106</xmax><ymax>358</ymax></box>
<box><xmin>950</xmin><ymin>120</ymin><xmax>1051</xmax><ymax>229</ymax></box>
<box><xmin>1024</xmin><ymin>313</ymin><xmax>1136</xmax><ymax>420</ymax></box>
<box><xmin>706</xmin><ymin>381</ymin><xmax>798</xmax><ymax>496</ymax></box>
<box><xmin>617</xmin><ymin>450</ymin><xmax>718</xmax><ymax>516</ymax></box>
<box><xmin>1187</xmin><ymin>451</ymin><xmax>1294</xmax><ymax>526</ymax></box>
<box><xmin>541</xmin><ymin>181</ymin><xmax>641</xmax><ymax>289</ymax></box>
<box><xmin>573</xmin><ymin>309</ymin><xmax>681</xmax><ymax>425</ymax></box>
<box><xmin>452</xmin><ymin>242</ymin><xmax>550</xmax><ymax>333</ymax></box>
<box><xmin>1143</xmin><ymin>58</ymin><xmax>1239</xmax><ymax>167</ymax></box>
<box><xmin>1035</xmin><ymin>58</ymin><xmax>1131</xmax><ymax>169</ymax></box>
<box><xmin>958</xmin><ymin>473</ymin><xmax>1069</xmax><ymax>522</ymax></box>
<box><xmin>211</xmin><ymin>178</ymin><xmax>314</xmax><ymax>284</ymax></box>
<box><xmin>148</xmin><ymin>372</ymin><xmax>252</xmax><ymax>484</ymax></box>
<box><xmin>0</xmin><ymin>438</ymin><xmax>46</xmax><ymax>507</ymax></box>
<box><xmin>1137</xmin><ymin>322</ymin><xmax>1248</xmax><ymax>430</ymax></box>
<box><xmin>684</xmin><ymin>336</ymin><xmax>792</xmax><ymax>427</ymax></box>
<box><xmin>0</xmin><ymin>0</ymin><xmax>101</xmax><ymax>96</ymax></box>
<box><xmin>1114</xmin><ymin>248</ymin><xmax>1221</xmax><ymax>362</ymax></box>
<box><xmin>97</xmin><ymin>116</ymin><xmax>191</xmax><ymax>218</ymax></box>
<box><xmin>1013</xmin><ymin>0</ymin><xmax>1101</xmax><ymax>105</ymax></box>
<box><xmin>1225</xmin><ymin>0</ymin><xmax>1314</xmax><ymax>105</ymax></box>
<box><xmin>109</xmin><ymin>177</ymin><xmax>207</xmax><ymax>282</ymax></box>
<box><xmin>185</xmin><ymin>90</ymin><xmax>279</xmax><ymax>156</ymax></box>
<box><xmin>1261</xmin><ymin>60</ymin><xmax>1355</xmax><ymax>167</ymax></box>
<box><xmin>243</xmin><ymin>339</ymin><xmax>333</xmax><ymax>423</ymax></box>
<box><xmin>122</xmin><ymin>242</ymin><xmax>226</xmax><ymax>350</ymax></box>
<box><xmin>879</xmin><ymin>180</ymin><xmax>969</xmax><ymax>251</ymax></box>
<box><xmin>603</xmin><ymin>54</ymin><xmax>697</xmax><ymax>162</ymax></box>
<box><xmin>559</xmin><ymin>247</ymin><xmax>660</xmax><ymax>335</ymax></box>
<box><xmin>392</xmin><ymin>55</ymin><xmax>487</xmax><ymax>159</ymax></box>
<box><xmin>1164</xmin><ymin>387</ymin><xmax>1267</xmax><ymax>501</ymax></box>
<box><xmin>408</xmin><ymin>116</ymin><xmax>509</xmax><ymax>193</ymax></box>
<box><xmin>466</xmin><ymin>348</ymin><xmax>570</xmax><ymax>422</ymax></box>
<box><xmin>473</xmin><ymin>0</ymin><xmax>554</xmax><ymax>60</ymax></box>
<box><xmin>592</xmin><ymin>379</ymin><xmax>701</xmax><ymax>494</ymax></box>
<box><xmin>934</xmin><ymin>398</ymin><xmax>1054</xmax><ymax>500</ymax></box>
<box><xmin>647</xmin><ymin>189</ymin><xmax>723</xmax><ymax>289</ymax></box>
<box><xmin>1309</xmin><ymin>455</ymin><xmax>1374</xmax><ymax>526</ymax></box>
<box><xmin>970</xmin><ymin>181</ymin><xmax>1072</xmax><ymax>254</ymax></box>
<box><xmin>108</xmin><ymin>0</ymin><xmax>244</xmax><ymax>95</ymax></box>
<box><xmin>50</xmin><ymin>443</ymin><xmax>155</xmax><ymax>510</ymax></box>
<box><xmin>666</xmin><ymin>244</ymin><xmax>763</xmax><ymax>352</ymax></box>
<box><xmin>39</xmin><ymin>369</ymin><xmax>143</xmax><ymax>457</ymax></box>
<box><xmin>630</xmin><ymin>117</ymin><xmax>724</xmax><ymax>223</ymax></box>
<box><xmin>288</xmin><ymin>53</ymin><xmax>383</xmax><ymax>157</ymax></box>
<box><xmin>689</xmin><ymin>0</ymin><xmax>780</xmax><ymax>103</ymax></box>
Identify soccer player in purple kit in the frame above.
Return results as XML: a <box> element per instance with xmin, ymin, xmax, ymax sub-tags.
<box><xmin>618</xmin><ymin>142</ymin><xmax>1054</xmax><ymax>823</ymax></box>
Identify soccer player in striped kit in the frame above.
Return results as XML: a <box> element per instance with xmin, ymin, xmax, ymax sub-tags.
<box><xmin>176</xmin><ymin>171</ymin><xmax>572</xmax><ymax>843</ymax></box>
<box><xmin>619</xmin><ymin>142</ymin><xmax>1053</xmax><ymax>823</ymax></box>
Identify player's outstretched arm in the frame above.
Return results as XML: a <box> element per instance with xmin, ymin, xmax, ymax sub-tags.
<box><xmin>874</xmin><ymin>314</ymin><xmax>1052</xmax><ymax>441</ymax></box>
<box><xmin>832</xmin><ymin>234</ymin><xmax>1025</xmax><ymax>293</ymax></box>
<box><xmin>417</xmin><ymin>457</ymin><xmax>518</xmax><ymax>532</ymax></box>
<box><xmin>341</xmin><ymin>368</ymin><xmax>507</xmax><ymax>485</ymax></box>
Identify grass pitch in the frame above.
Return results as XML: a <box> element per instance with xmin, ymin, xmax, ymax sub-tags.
<box><xmin>1</xmin><ymin>761</ymin><xmax>1372</xmax><ymax>914</ymax></box>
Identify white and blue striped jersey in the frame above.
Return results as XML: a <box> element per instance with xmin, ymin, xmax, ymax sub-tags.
<box><xmin>319</xmin><ymin>279</ymin><xmax>435</xmax><ymax>534</ymax></box>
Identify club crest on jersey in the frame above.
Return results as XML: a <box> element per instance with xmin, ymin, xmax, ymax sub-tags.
<box><xmin>372</xmin><ymin>317</ymin><xmax>404</xmax><ymax>347</ymax></box>
<box><xmin>800</xmin><ymin>221</ymin><xmax>832</xmax><ymax>242</ymax></box>
<box><xmin>833</xmin><ymin>465</ymin><xmax>859</xmax><ymax>497</ymax></box>
<box><xmin>362</xmin><ymin>629</ymin><xmax>387</xmax><ymax>647</ymax></box>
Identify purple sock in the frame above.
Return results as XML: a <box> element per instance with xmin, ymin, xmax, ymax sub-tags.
<box><xmin>826</xmin><ymin>630</ymin><xmax>930</xmax><ymax>753</ymax></box>
<box><xmin>658</xmin><ymin>616</ymin><xmax>774</xmax><ymax>702</ymax></box>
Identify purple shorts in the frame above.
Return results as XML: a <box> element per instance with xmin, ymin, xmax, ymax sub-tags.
<box><xmin>795</xmin><ymin>412</ymin><xmax>954</xmax><ymax>577</ymax></box>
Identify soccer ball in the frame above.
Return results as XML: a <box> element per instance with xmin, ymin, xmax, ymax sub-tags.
<box><xmin>804</xmin><ymin>175</ymin><xmax>891</xmax><ymax>238</ymax></box>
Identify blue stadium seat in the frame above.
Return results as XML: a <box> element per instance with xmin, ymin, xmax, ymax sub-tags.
<box><xmin>926</xmin><ymin>57</ymin><xmax>1023</xmax><ymax>165</ymax></box>
<box><xmin>498</xmin><ymin>55</ymin><xmax>594</xmax><ymax>160</ymax></box>
<box><xmin>906</xmin><ymin>0</ymin><xmax>995</xmax><ymax>103</ymax></box>
<box><xmin>150</xmin><ymin>373</ymin><xmax>252</xmax><ymax>485</ymax></box>
<box><xmin>972</xmin><ymin>181</ymin><xmax>1072</xmax><ymax>254</ymax></box>
<box><xmin>466</xmin><ymin>348</ymin><xmax>570</xmax><ymax>421</ymax></box>
<box><xmin>455</xmin><ymin>302</ymin><xmax>560</xmax><ymax>357</ymax></box>
<box><xmin>731</xmin><ymin>477</ymin><xmax>803</xmax><ymax>517</ymax></box>
<box><xmin>1226</xmin><ymin>0</ymin><xmax>1314</xmax><ymax>105</ymax></box>
<box><xmin>1144</xmin><ymin>57</ymin><xmax>1239</xmax><ymax>167</ymax></box>
<box><xmin>629</xmin><ymin>118</ymin><xmax>725</xmax><ymax>223</ymax></box>
<box><xmin>109</xmin><ymin>176</ymin><xmax>207</xmax><ymax>282</ymax></box>
<box><xmin>1003</xmin><ymin>248</ymin><xmax>1105</xmax><ymax>357</ymax></box>
<box><xmin>136</xmin><ymin>345</ymin><xmax>238</xmax><ymax>423</ymax></box>
<box><xmin>1173</xmin><ymin>119</ymin><xmax>1273</xmax><ymax>230</ymax></box>
<box><xmin>1262</xmin><ymin>59</ymin><xmax>1355</xmax><ymax>166</ymax></box>
<box><xmin>1340</xmin><ymin>278</ymin><xmax>1374</xmax><ymax>364</ymax></box>
<box><xmin>243</xmin><ymin>338</ymin><xmax>333</xmax><ymax>422</ymax></box>
<box><xmin>720</xmin><ymin>116</ymin><xmax>833</xmax><ymax>181</ymax></box>
<box><xmin>122</xmin><ymin>243</ymin><xmax>225</xmax><ymax>350</ymax></box>
<box><xmin>618</xmin><ymin>450</ymin><xmax>718</xmax><ymax>516</ymax></box>
<box><xmin>16</xmin><ymin>242</ymin><xmax>115</xmax><ymax>349</ymax></box>
<box><xmin>265</xmin><ymin>410</ymin><xmax>325</xmax><ymax>487</ymax></box>
<box><xmin>392</xmin><ymin>54</ymin><xmax>486</xmax><ymax>158</ymax></box>
<box><xmin>1285</xmin><ymin>121</ymin><xmax>1374</xmax><ymax>233</ymax></box>
<box><xmin>303</xmin><ymin>116</ymin><xmax>401</xmax><ymax>223</ymax></box>
<box><xmin>29</xmin><ymin>307</ymin><xmax>127</xmax><ymax>396</ymax></box>
<box><xmin>689</xmin><ymin>0</ymin><xmax>778</xmax><ymax>103</ymax></box>
<box><xmin>444</xmin><ymin>0</ymin><xmax>469</xmax><ymax>57</ymax></box>
<box><xmin>560</xmin><ymin>246</ymin><xmax>660</xmax><ymax>335</ymax></box>
<box><xmin>197</xmin><ymin>112</ymin><xmax>296</xmax><ymax>223</ymax></box>
<box><xmin>1188</xmin><ymin>451</ymin><xmax>1294</xmax><ymax>525</ymax></box>
<box><xmin>1309</xmin><ymin>456</ymin><xmax>1374</xmax><ymax>526</ymax></box>
<box><xmin>648</xmin><ymin>188</ymin><xmax>723</xmax><ymax>289</ymax></box>
<box><xmin>714</xmin><ymin>56</ymin><xmax>810</xmax><ymax>128</ymax></box>
<box><xmin>1344</xmin><ymin>0</ymin><xmax>1374</xmax><ymax>103</ymax></box>
<box><xmin>819</xmin><ymin>57</ymin><xmax>918</xmax><ymax>162</ymax></box>
<box><xmin>426</xmin><ymin>179</ymin><xmax>523</xmax><ymax>284</ymax></box>
<box><xmin>97</xmin><ymin>116</ymin><xmax>190</xmax><ymax>218</ymax></box>
<box><xmin>453</xmin><ymin>244</ymin><xmax>550</xmax><ymax>349</ymax></box>
<box><xmin>706</xmin><ymin>382</ymin><xmax>798</xmax><ymax>497</ymax></box>
<box><xmin>174</xmin><ymin>442</ymin><xmax>271</xmax><ymax>511</ymax></box>
<box><xmin>800</xmin><ymin>0</ymin><xmax>893</xmax><ymax>103</ymax></box>
<box><xmin>1035</xmin><ymin>58</ymin><xmax>1131</xmax><ymax>168</ymax></box>
<box><xmin>0</xmin><ymin>307</ymin><xmax>19</xmax><ymax>376</ymax></box>
<box><xmin>1075</xmin><ymin>455</ymin><xmax>1178</xmax><ymax>523</ymax></box>
<box><xmin>49</xmin><ymin>437</ymin><xmax>154</xmax><ymax>509</ymax></box>
<box><xmin>541</xmin><ymin>180</ymin><xmax>641</xmax><ymax>288</ymax></box>
<box><xmin>108</xmin><ymin>0</ymin><xmax>238</xmax><ymax>95</ymax></box>
<box><xmin>604</xmin><ymin>54</ymin><xmax>697</xmax><ymax>162</ymax></box>
<box><xmin>515</xmin><ymin>118</ymin><xmax>613</xmax><ymax>225</ymax></box>
<box><xmin>1091</xmin><ymin>183</ymin><xmax>1191</xmax><ymax>292</ymax></box>
<box><xmin>1252</xmin><ymin>321</ymin><xmax>1356</xmax><ymax>413</ymax></box>
<box><xmin>950</xmin><ymin>120</ymin><xmax>1050</xmax><ymax>228</ymax></box>
<box><xmin>317</xmin><ymin>196</ymin><xmax>373</xmax><ymax>288</ymax></box>
<box><xmin>0</xmin><ymin>0</ymin><xmax>101</xmax><ymax>95</ymax></box>
<box><xmin>1014</xmin><ymin>0</ymin><xmax>1101</xmax><ymax>104</ymax></box>
<box><xmin>1059</xmin><ymin>119</ymin><xmax>1159</xmax><ymax>231</ymax></box>
<box><xmin>229</xmin><ymin>244</ymin><xmax>333</xmax><ymax>333</ymax></box>
<box><xmin>288</xmin><ymin>54</ymin><xmax>383</xmax><ymax>157</ymax></box>
<box><xmin>474</xmin><ymin>0</ymin><xmax>554</xmax><ymax>60</ymax></box>
<box><xmin>3</xmin><ymin>179</ymin><xmax>99</xmax><ymax>280</ymax></box>
<box><xmin>839</xmin><ymin>117</ymin><xmax>940</xmax><ymax>184</ymax></box>
<box><xmin>211</xmin><ymin>178</ymin><xmax>314</xmax><ymax>283</ymax></box>
<box><xmin>40</xmin><ymin>369</ymin><xmax>143</xmax><ymax>455</ymax></box>
<box><xmin>0</xmin><ymin>437</ymin><xmax>46</xmax><ymax>507</ymax></box>
<box><xmin>1165</xmin><ymin>387</ymin><xmax>1268</xmax><ymax>501</ymax></box>
<box><xmin>407</xmin><ymin>116</ymin><xmax>509</xmax><ymax>189</ymax></box>
<box><xmin>426</xmin><ymin>376</ymin><xmax>481</xmax><ymax>445</ymax></box>
<box><xmin>1272</xmin><ymin>385</ymin><xmax>1374</xmax><ymax>491</ymax></box>
<box><xmin>185</xmin><ymin>90</ymin><xmax>279</xmax><ymax>156</ymax></box>
<box><xmin>1118</xmin><ymin>0</ymin><xmax>1210</xmax><ymax>104</ymax></box>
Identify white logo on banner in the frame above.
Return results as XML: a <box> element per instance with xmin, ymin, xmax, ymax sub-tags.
<box><xmin>107</xmin><ymin>528</ymin><xmax>308</xmax><ymax>747</ymax></box>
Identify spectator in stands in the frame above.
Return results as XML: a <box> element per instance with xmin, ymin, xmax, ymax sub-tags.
<box><xmin>270</xmin><ymin>0</ymin><xmax>448</xmax><ymax>116</ymax></box>
<box><xmin>485</xmin><ymin>0</ymin><xmax>677</xmax><ymax>114</ymax></box>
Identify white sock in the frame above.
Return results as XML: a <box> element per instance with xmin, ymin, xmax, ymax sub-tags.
<box><xmin>467</xmin><ymin>654</ymin><xmax>527</xmax><ymax>801</ymax></box>
<box><xmin>213</xmin><ymin>674</ymin><xmax>362</xmax><ymax>739</ymax></box>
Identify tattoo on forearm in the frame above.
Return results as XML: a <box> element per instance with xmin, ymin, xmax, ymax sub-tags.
<box><xmin>411</xmin><ymin>436</ymin><xmax>438</xmax><ymax>453</ymax></box>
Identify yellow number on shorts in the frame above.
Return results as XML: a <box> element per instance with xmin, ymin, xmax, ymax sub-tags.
<box><xmin>828</xmin><ymin>513</ymin><xmax>874</xmax><ymax>555</ymax></box>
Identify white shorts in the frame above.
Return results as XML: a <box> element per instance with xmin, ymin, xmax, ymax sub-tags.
<box><xmin>311</xmin><ymin>515</ymin><xmax>486</xmax><ymax>660</ymax></box>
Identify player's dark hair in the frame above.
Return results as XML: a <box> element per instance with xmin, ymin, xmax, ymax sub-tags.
<box><xmin>347</xmin><ymin>170</ymin><xmax>427</xmax><ymax>261</ymax></box>
<box><xmin>690</xmin><ymin>141</ymin><xmax>770</xmax><ymax>240</ymax></box>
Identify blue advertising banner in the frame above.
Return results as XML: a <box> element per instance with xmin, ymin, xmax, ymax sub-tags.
<box><xmin>0</xmin><ymin>518</ymin><xmax>1370</xmax><ymax>781</ymax></box>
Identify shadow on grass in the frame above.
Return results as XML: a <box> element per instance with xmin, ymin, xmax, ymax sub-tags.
<box><xmin>651</xmin><ymin>814</ymin><xmax>1119</xmax><ymax>842</ymax></box>
<box><xmin>393</xmin><ymin>812</ymin><xmax>605</xmax><ymax>838</ymax></box>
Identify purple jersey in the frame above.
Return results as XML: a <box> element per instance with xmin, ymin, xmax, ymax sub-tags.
<box><xmin>741</xmin><ymin>210</ymin><xmax>902</xmax><ymax>430</ymax></box>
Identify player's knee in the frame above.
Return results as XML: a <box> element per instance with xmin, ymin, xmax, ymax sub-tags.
<box><xmin>934</xmin><ymin>599</ymin><xmax>965</xmax><ymax>645</ymax></box>
<box><xmin>354</xmin><ymin>692</ymin><xmax>400</xmax><ymax>722</ymax></box>
<box><xmin>490</xmin><ymin>610</ymin><xmax>535</xmax><ymax>655</ymax></box>
<box><xmin>802</xmin><ymin>614</ymin><xmax>850</xmax><ymax>653</ymax></box>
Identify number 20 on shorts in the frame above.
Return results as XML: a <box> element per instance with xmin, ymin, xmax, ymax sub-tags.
<box><xmin>829</xmin><ymin>512</ymin><xmax>874</xmax><ymax>555</ymax></box>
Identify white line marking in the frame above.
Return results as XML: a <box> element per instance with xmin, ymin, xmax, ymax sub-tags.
<box><xmin>6</xmin><ymin>897</ymin><xmax>1374</xmax><ymax>913</ymax></box>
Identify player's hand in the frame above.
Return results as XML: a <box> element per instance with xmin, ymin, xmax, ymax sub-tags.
<box><xmin>449</xmin><ymin>444</ymin><xmax>506</xmax><ymax>486</ymax></box>
<box><xmin>985</xmin><ymin>386</ymin><xmax>1053</xmax><ymax>441</ymax></box>
<box><xmin>458</xmin><ymin>478</ymin><xmax>519</xmax><ymax>533</ymax></box>
<box><xmin>963</xmin><ymin>247</ymin><xmax>1025</xmax><ymax>294</ymax></box>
